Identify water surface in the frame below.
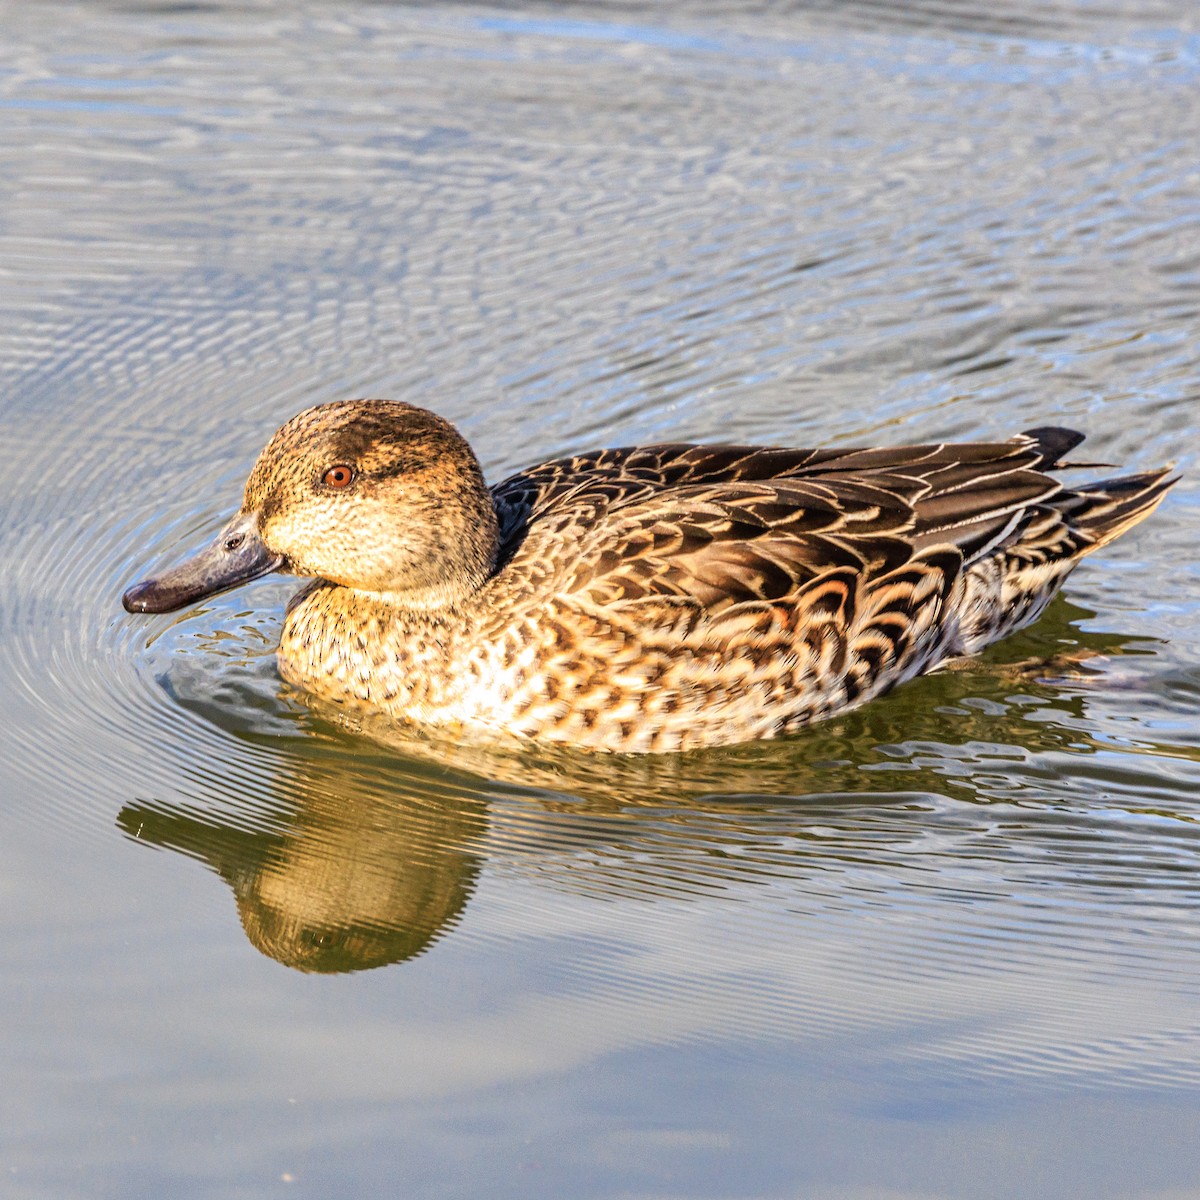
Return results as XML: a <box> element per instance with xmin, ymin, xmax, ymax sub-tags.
<box><xmin>3</xmin><ymin>2</ymin><xmax>1200</xmax><ymax>1197</ymax></box>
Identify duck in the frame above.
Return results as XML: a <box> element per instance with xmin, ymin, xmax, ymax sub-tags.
<box><xmin>123</xmin><ymin>400</ymin><xmax>1175</xmax><ymax>753</ymax></box>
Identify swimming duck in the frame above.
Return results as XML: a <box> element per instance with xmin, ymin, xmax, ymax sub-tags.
<box><xmin>123</xmin><ymin>400</ymin><xmax>1174</xmax><ymax>753</ymax></box>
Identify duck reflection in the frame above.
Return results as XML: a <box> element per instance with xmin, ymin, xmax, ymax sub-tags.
<box><xmin>119</xmin><ymin>765</ymin><xmax>486</xmax><ymax>973</ymax></box>
<box><xmin>119</xmin><ymin>597</ymin><xmax>1165</xmax><ymax>973</ymax></box>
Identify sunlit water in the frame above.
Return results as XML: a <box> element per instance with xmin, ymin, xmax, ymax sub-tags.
<box><xmin>3</xmin><ymin>2</ymin><xmax>1200</xmax><ymax>1196</ymax></box>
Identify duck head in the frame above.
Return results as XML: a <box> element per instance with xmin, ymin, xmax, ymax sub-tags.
<box><xmin>122</xmin><ymin>400</ymin><xmax>500</xmax><ymax>614</ymax></box>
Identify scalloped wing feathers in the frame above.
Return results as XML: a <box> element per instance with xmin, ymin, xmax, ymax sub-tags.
<box><xmin>492</xmin><ymin>433</ymin><xmax>1088</xmax><ymax>610</ymax></box>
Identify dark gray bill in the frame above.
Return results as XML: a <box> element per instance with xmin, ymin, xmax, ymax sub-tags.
<box><xmin>122</xmin><ymin>513</ymin><xmax>284</xmax><ymax>614</ymax></box>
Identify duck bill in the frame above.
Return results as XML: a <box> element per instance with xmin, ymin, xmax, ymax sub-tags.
<box><xmin>122</xmin><ymin>514</ymin><xmax>284</xmax><ymax>614</ymax></box>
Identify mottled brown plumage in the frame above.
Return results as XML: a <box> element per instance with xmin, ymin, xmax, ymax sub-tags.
<box><xmin>123</xmin><ymin>401</ymin><xmax>1175</xmax><ymax>753</ymax></box>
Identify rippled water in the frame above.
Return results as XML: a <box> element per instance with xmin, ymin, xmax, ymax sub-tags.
<box><xmin>4</xmin><ymin>2</ymin><xmax>1200</xmax><ymax>1196</ymax></box>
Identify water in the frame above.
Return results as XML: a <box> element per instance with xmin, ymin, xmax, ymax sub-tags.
<box><xmin>3</xmin><ymin>2</ymin><xmax>1200</xmax><ymax>1196</ymax></box>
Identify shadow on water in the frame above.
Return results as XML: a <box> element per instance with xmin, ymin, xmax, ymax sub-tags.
<box><xmin>117</xmin><ymin>596</ymin><xmax>1195</xmax><ymax>974</ymax></box>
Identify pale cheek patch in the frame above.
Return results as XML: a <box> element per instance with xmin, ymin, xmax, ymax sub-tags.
<box><xmin>265</xmin><ymin>499</ymin><xmax>409</xmax><ymax>587</ymax></box>
<box><xmin>266</xmin><ymin>504</ymin><xmax>364</xmax><ymax>583</ymax></box>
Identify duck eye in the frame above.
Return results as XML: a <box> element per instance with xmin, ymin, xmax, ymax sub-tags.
<box><xmin>322</xmin><ymin>464</ymin><xmax>356</xmax><ymax>489</ymax></box>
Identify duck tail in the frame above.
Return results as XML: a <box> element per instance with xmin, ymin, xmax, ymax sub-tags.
<box><xmin>1020</xmin><ymin>425</ymin><xmax>1088</xmax><ymax>469</ymax></box>
<box><xmin>1067</xmin><ymin>467</ymin><xmax>1178</xmax><ymax>555</ymax></box>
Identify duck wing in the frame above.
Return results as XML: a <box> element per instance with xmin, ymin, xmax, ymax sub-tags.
<box><xmin>491</xmin><ymin>429</ymin><xmax>1079</xmax><ymax>612</ymax></box>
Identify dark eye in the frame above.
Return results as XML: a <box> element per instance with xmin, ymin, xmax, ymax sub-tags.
<box><xmin>322</xmin><ymin>464</ymin><xmax>356</xmax><ymax>489</ymax></box>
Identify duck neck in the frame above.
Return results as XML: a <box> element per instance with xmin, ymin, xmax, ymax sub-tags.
<box><xmin>279</xmin><ymin>579</ymin><xmax>466</xmax><ymax>717</ymax></box>
<box><xmin>383</xmin><ymin>486</ymin><xmax>500</xmax><ymax>613</ymax></box>
<box><xmin>328</xmin><ymin>478</ymin><xmax>501</xmax><ymax>615</ymax></box>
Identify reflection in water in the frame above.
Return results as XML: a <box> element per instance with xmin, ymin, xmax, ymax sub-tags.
<box><xmin>118</xmin><ymin>597</ymin><xmax>1195</xmax><ymax>973</ymax></box>
<box><xmin>120</xmin><ymin>767</ymin><xmax>486</xmax><ymax>973</ymax></box>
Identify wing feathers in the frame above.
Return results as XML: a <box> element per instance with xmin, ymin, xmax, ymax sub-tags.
<box><xmin>491</xmin><ymin>426</ymin><xmax>1169</xmax><ymax>623</ymax></box>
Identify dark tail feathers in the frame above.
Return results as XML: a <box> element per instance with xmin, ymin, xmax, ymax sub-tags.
<box><xmin>1068</xmin><ymin>468</ymin><xmax>1177</xmax><ymax>553</ymax></box>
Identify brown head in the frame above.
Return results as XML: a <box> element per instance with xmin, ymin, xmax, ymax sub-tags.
<box><xmin>122</xmin><ymin>400</ymin><xmax>500</xmax><ymax>613</ymax></box>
